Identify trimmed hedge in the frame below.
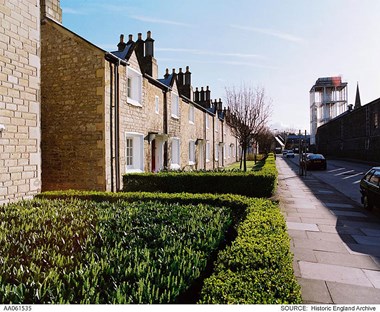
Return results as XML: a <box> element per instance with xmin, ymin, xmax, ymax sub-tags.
<box><xmin>199</xmin><ymin>199</ymin><xmax>302</xmax><ymax>304</ymax></box>
<box><xmin>122</xmin><ymin>153</ymin><xmax>278</xmax><ymax>197</ymax></box>
<box><xmin>35</xmin><ymin>191</ymin><xmax>301</xmax><ymax>304</ymax></box>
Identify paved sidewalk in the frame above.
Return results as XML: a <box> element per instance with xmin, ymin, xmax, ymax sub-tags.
<box><xmin>276</xmin><ymin>157</ymin><xmax>380</xmax><ymax>304</ymax></box>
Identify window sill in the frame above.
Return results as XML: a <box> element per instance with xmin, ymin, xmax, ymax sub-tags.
<box><xmin>170</xmin><ymin>163</ymin><xmax>181</xmax><ymax>170</ymax></box>
<box><xmin>171</xmin><ymin>114</ymin><xmax>180</xmax><ymax>120</ymax></box>
<box><xmin>188</xmin><ymin>121</ymin><xmax>194</xmax><ymax>125</ymax></box>
<box><xmin>128</xmin><ymin>98</ymin><xmax>142</xmax><ymax>107</ymax></box>
<box><xmin>125</xmin><ymin>168</ymin><xmax>144</xmax><ymax>173</ymax></box>
<box><xmin>188</xmin><ymin>161</ymin><xmax>195</xmax><ymax>166</ymax></box>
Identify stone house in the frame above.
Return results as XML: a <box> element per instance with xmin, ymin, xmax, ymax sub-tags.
<box><xmin>2</xmin><ymin>0</ymin><xmax>240</xmax><ymax>197</ymax></box>
<box><xmin>0</xmin><ymin>0</ymin><xmax>42</xmax><ymax>204</ymax></box>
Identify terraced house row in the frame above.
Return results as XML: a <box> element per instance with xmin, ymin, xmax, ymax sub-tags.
<box><xmin>1</xmin><ymin>0</ymin><xmax>239</xmax><ymax>203</ymax></box>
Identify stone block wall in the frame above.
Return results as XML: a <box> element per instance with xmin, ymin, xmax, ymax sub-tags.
<box><xmin>316</xmin><ymin>98</ymin><xmax>380</xmax><ymax>162</ymax></box>
<box><xmin>41</xmin><ymin>19</ymin><xmax>106</xmax><ymax>191</ymax></box>
<box><xmin>0</xmin><ymin>0</ymin><xmax>41</xmax><ymax>204</ymax></box>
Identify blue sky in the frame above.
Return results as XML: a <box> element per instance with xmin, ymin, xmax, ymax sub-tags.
<box><xmin>60</xmin><ymin>0</ymin><xmax>380</xmax><ymax>133</ymax></box>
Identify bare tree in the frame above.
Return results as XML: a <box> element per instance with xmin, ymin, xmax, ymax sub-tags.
<box><xmin>225</xmin><ymin>85</ymin><xmax>272</xmax><ymax>171</ymax></box>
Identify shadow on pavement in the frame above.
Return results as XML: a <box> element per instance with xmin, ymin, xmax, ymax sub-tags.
<box><xmin>280</xmin><ymin>157</ymin><xmax>380</xmax><ymax>262</ymax></box>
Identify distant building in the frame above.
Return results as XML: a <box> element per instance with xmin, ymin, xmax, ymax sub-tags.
<box><xmin>316</xmin><ymin>90</ymin><xmax>380</xmax><ymax>163</ymax></box>
<box><xmin>310</xmin><ymin>77</ymin><xmax>348</xmax><ymax>145</ymax></box>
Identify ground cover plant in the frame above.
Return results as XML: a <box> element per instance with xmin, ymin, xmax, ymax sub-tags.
<box><xmin>0</xmin><ymin>197</ymin><xmax>233</xmax><ymax>303</ymax></box>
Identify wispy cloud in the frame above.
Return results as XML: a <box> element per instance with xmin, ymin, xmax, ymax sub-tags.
<box><xmin>157</xmin><ymin>48</ymin><xmax>266</xmax><ymax>59</ymax></box>
<box><xmin>130</xmin><ymin>15</ymin><xmax>192</xmax><ymax>27</ymax></box>
<box><xmin>230</xmin><ymin>24</ymin><xmax>303</xmax><ymax>43</ymax></box>
<box><xmin>62</xmin><ymin>7</ymin><xmax>86</xmax><ymax>15</ymax></box>
<box><xmin>158</xmin><ymin>57</ymin><xmax>278</xmax><ymax>70</ymax></box>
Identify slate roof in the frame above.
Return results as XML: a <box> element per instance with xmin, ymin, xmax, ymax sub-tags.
<box><xmin>158</xmin><ymin>74</ymin><xmax>175</xmax><ymax>88</ymax></box>
<box><xmin>111</xmin><ymin>43</ymin><xmax>134</xmax><ymax>60</ymax></box>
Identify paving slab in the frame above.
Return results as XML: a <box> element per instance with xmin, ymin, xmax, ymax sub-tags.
<box><xmin>361</xmin><ymin>228</ymin><xmax>380</xmax><ymax>237</ymax></box>
<box><xmin>363</xmin><ymin>269</ymin><xmax>380</xmax><ymax>288</ymax></box>
<box><xmin>291</xmin><ymin>247</ymin><xmax>318</xmax><ymax>263</ymax></box>
<box><xmin>326</xmin><ymin>281</ymin><xmax>380</xmax><ymax>304</ymax></box>
<box><xmin>324</xmin><ymin>202</ymin><xmax>355</xmax><ymax>209</ymax></box>
<box><xmin>306</xmin><ymin>231</ymin><xmax>345</xmax><ymax>243</ymax></box>
<box><xmin>352</xmin><ymin>235</ymin><xmax>380</xmax><ymax>246</ymax></box>
<box><xmin>292</xmin><ymin>238</ymin><xmax>348</xmax><ymax>253</ymax></box>
<box><xmin>314</xmin><ymin>250</ymin><xmax>379</xmax><ymax>270</ymax></box>
<box><xmin>296</xmin><ymin>278</ymin><xmax>332</xmax><ymax>304</ymax></box>
<box><xmin>298</xmin><ymin>261</ymin><xmax>373</xmax><ymax>287</ymax></box>
<box><xmin>286</xmin><ymin>221</ymin><xmax>319</xmax><ymax>232</ymax></box>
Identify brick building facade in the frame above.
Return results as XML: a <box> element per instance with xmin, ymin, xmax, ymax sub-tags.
<box><xmin>0</xmin><ymin>0</ymin><xmax>42</xmax><ymax>204</ymax></box>
<box><xmin>316</xmin><ymin>97</ymin><xmax>380</xmax><ymax>163</ymax></box>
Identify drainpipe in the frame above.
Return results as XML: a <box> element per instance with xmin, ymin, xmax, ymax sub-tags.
<box><xmin>109</xmin><ymin>61</ymin><xmax>114</xmax><ymax>192</ymax></box>
<box><xmin>212</xmin><ymin>115</ymin><xmax>215</xmax><ymax>170</ymax></box>
<box><xmin>163</xmin><ymin>89</ymin><xmax>168</xmax><ymax>169</ymax></box>
<box><xmin>114</xmin><ymin>61</ymin><xmax>120</xmax><ymax>191</ymax></box>
<box><xmin>105</xmin><ymin>53</ymin><xmax>127</xmax><ymax>192</ymax></box>
<box><xmin>204</xmin><ymin>113</ymin><xmax>207</xmax><ymax>170</ymax></box>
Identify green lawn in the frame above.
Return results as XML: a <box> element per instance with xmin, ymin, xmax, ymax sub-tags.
<box><xmin>226</xmin><ymin>160</ymin><xmax>264</xmax><ymax>171</ymax></box>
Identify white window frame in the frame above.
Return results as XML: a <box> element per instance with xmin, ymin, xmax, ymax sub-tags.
<box><xmin>189</xmin><ymin>140</ymin><xmax>195</xmax><ymax>165</ymax></box>
<box><xmin>125</xmin><ymin>132</ymin><xmax>144</xmax><ymax>172</ymax></box>
<box><xmin>215</xmin><ymin>143</ymin><xmax>219</xmax><ymax>161</ymax></box>
<box><xmin>171</xmin><ymin>92</ymin><xmax>179</xmax><ymax>119</ymax></box>
<box><xmin>127</xmin><ymin>67</ymin><xmax>142</xmax><ymax>107</ymax></box>
<box><xmin>205</xmin><ymin>114</ymin><xmax>209</xmax><ymax>129</ymax></box>
<box><xmin>155</xmin><ymin>95</ymin><xmax>159</xmax><ymax>114</ymax></box>
<box><xmin>171</xmin><ymin>137</ymin><xmax>181</xmax><ymax>170</ymax></box>
<box><xmin>189</xmin><ymin>104</ymin><xmax>194</xmax><ymax>124</ymax></box>
<box><xmin>215</xmin><ymin>119</ymin><xmax>219</xmax><ymax>133</ymax></box>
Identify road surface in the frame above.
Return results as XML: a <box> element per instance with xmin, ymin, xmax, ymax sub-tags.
<box><xmin>283</xmin><ymin>155</ymin><xmax>376</xmax><ymax>205</ymax></box>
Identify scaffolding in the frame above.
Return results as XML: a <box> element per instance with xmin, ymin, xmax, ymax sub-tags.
<box><xmin>309</xmin><ymin>76</ymin><xmax>348</xmax><ymax>145</ymax></box>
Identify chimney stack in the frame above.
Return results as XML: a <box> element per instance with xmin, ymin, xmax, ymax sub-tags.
<box><xmin>184</xmin><ymin>66</ymin><xmax>191</xmax><ymax>86</ymax></box>
<box><xmin>145</xmin><ymin>30</ymin><xmax>154</xmax><ymax>57</ymax></box>
<box><xmin>127</xmin><ymin>34</ymin><xmax>134</xmax><ymax>45</ymax></box>
<box><xmin>117</xmin><ymin>34</ymin><xmax>126</xmax><ymax>51</ymax></box>
<box><xmin>194</xmin><ymin>87</ymin><xmax>200</xmax><ymax>102</ymax></box>
<box><xmin>177</xmin><ymin>68</ymin><xmax>184</xmax><ymax>86</ymax></box>
<box><xmin>164</xmin><ymin>68</ymin><xmax>170</xmax><ymax>79</ymax></box>
<box><xmin>135</xmin><ymin>32</ymin><xmax>144</xmax><ymax>60</ymax></box>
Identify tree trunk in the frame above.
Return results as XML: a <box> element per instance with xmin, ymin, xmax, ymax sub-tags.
<box><xmin>239</xmin><ymin>146</ymin><xmax>243</xmax><ymax>170</ymax></box>
<box><xmin>243</xmin><ymin>144</ymin><xmax>247</xmax><ymax>172</ymax></box>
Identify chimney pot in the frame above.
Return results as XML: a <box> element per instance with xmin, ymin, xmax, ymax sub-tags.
<box><xmin>164</xmin><ymin>68</ymin><xmax>169</xmax><ymax>79</ymax></box>
<box><xmin>147</xmin><ymin>30</ymin><xmax>151</xmax><ymax>39</ymax></box>
<box><xmin>138</xmin><ymin>33</ymin><xmax>142</xmax><ymax>40</ymax></box>
<box><xmin>120</xmin><ymin>34</ymin><xmax>124</xmax><ymax>43</ymax></box>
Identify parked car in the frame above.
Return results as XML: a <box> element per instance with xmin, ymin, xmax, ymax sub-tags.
<box><xmin>282</xmin><ymin>149</ymin><xmax>289</xmax><ymax>156</ymax></box>
<box><xmin>286</xmin><ymin>150</ymin><xmax>295</xmax><ymax>158</ymax></box>
<box><xmin>301</xmin><ymin>153</ymin><xmax>326</xmax><ymax>170</ymax></box>
<box><xmin>360</xmin><ymin>167</ymin><xmax>380</xmax><ymax>210</ymax></box>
